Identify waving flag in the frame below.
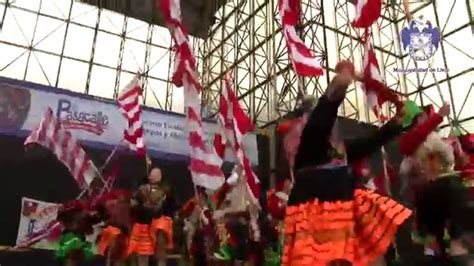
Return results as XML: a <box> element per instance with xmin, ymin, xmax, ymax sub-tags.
<box><xmin>159</xmin><ymin>0</ymin><xmax>224</xmax><ymax>190</ymax></box>
<box><xmin>118</xmin><ymin>75</ymin><xmax>146</xmax><ymax>155</ymax></box>
<box><xmin>351</xmin><ymin>0</ymin><xmax>382</xmax><ymax>28</ymax></box>
<box><xmin>361</xmin><ymin>31</ymin><xmax>402</xmax><ymax>120</ymax></box>
<box><xmin>217</xmin><ymin>74</ymin><xmax>260</xmax><ymax>204</ymax></box>
<box><xmin>25</xmin><ymin>108</ymin><xmax>98</xmax><ymax>189</ymax></box>
<box><xmin>278</xmin><ymin>0</ymin><xmax>324</xmax><ymax>76</ymax></box>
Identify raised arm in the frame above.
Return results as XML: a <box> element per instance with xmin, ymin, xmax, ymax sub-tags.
<box><xmin>399</xmin><ymin>106</ymin><xmax>447</xmax><ymax>156</ymax></box>
<box><xmin>346</xmin><ymin>119</ymin><xmax>404</xmax><ymax>162</ymax></box>
<box><xmin>295</xmin><ymin>74</ymin><xmax>352</xmax><ymax>168</ymax></box>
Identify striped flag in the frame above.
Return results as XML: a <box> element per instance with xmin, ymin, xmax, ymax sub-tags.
<box><xmin>278</xmin><ymin>0</ymin><xmax>324</xmax><ymax>76</ymax></box>
<box><xmin>351</xmin><ymin>0</ymin><xmax>382</xmax><ymax>28</ymax></box>
<box><xmin>159</xmin><ymin>0</ymin><xmax>225</xmax><ymax>190</ymax></box>
<box><xmin>218</xmin><ymin>74</ymin><xmax>260</xmax><ymax>205</ymax></box>
<box><xmin>118</xmin><ymin>75</ymin><xmax>146</xmax><ymax>155</ymax></box>
<box><xmin>361</xmin><ymin>31</ymin><xmax>402</xmax><ymax>120</ymax></box>
<box><xmin>24</xmin><ymin>108</ymin><xmax>98</xmax><ymax>189</ymax></box>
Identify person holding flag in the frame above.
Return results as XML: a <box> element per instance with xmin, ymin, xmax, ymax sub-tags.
<box><xmin>277</xmin><ymin>60</ymin><xmax>412</xmax><ymax>266</ymax></box>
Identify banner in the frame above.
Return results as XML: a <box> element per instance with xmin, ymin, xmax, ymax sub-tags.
<box><xmin>0</xmin><ymin>77</ymin><xmax>258</xmax><ymax>164</ymax></box>
<box><xmin>16</xmin><ymin>197</ymin><xmax>61</xmax><ymax>250</ymax></box>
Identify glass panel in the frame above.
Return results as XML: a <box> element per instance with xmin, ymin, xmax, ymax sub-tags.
<box><xmin>126</xmin><ymin>17</ymin><xmax>148</xmax><ymax>40</ymax></box>
<box><xmin>93</xmin><ymin>31</ymin><xmax>121</xmax><ymax>67</ymax></box>
<box><xmin>33</xmin><ymin>15</ymin><xmax>67</xmax><ymax>54</ymax></box>
<box><xmin>57</xmin><ymin>58</ymin><xmax>89</xmax><ymax>93</ymax></box>
<box><xmin>151</xmin><ymin>25</ymin><xmax>171</xmax><ymax>47</ymax></box>
<box><xmin>99</xmin><ymin>9</ymin><xmax>125</xmax><ymax>34</ymax></box>
<box><xmin>171</xmin><ymin>85</ymin><xmax>184</xmax><ymax>113</ymax></box>
<box><xmin>145</xmin><ymin>78</ymin><xmax>167</xmax><ymax>109</ymax></box>
<box><xmin>117</xmin><ymin>71</ymin><xmax>136</xmax><ymax>92</ymax></box>
<box><xmin>121</xmin><ymin>39</ymin><xmax>146</xmax><ymax>72</ymax></box>
<box><xmin>11</xmin><ymin>0</ymin><xmax>40</xmax><ymax>12</ymax></box>
<box><xmin>0</xmin><ymin>7</ymin><xmax>36</xmax><ymax>46</ymax></box>
<box><xmin>88</xmin><ymin>65</ymin><xmax>116</xmax><ymax>99</ymax></box>
<box><xmin>0</xmin><ymin>43</ymin><xmax>28</xmax><ymax>80</ymax></box>
<box><xmin>25</xmin><ymin>51</ymin><xmax>60</xmax><ymax>86</ymax></box>
<box><xmin>148</xmin><ymin>46</ymin><xmax>170</xmax><ymax>80</ymax></box>
<box><xmin>63</xmin><ymin>24</ymin><xmax>94</xmax><ymax>61</ymax></box>
<box><xmin>70</xmin><ymin>2</ymin><xmax>99</xmax><ymax>27</ymax></box>
<box><xmin>40</xmin><ymin>0</ymin><xmax>71</xmax><ymax>19</ymax></box>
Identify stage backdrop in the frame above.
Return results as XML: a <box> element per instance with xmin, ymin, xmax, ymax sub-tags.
<box><xmin>0</xmin><ymin>76</ymin><xmax>258</xmax><ymax>164</ymax></box>
<box><xmin>0</xmin><ymin>77</ymin><xmax>270</xmax><ymax>247</ymax></box>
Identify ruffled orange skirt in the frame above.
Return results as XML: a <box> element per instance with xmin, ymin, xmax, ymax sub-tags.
<box><xmin>150</xmin><ymin>216</ymin><xmax>174</xmax><ymax>250</ymax></box>
<box><xmin>127</xmin><ymin>223</ymin><xmax>154</xmax><ymax>255</ymax></box>
<box><xmin>98</xmin><ymin>226</ymin><xmax>123</xmax><ymax>256</ymax></box>
<box><xmin>281</xmin><ymin>189</ymin><xmax>412</xmax><ymax>266</ymax></box>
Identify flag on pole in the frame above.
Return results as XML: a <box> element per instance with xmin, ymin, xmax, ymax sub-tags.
<box><xmin>25</xmin><ymin>108</ymin><xmax>99</xmax><ymax>189</ymax></box>
<box><xmin>159</xmin><ymin>0</ymin><xmax>224</xmax><ymax>190</ymax></box>
<box><xmin>217</xmin><ymin>73</ymin><xmax>260</xmax><ymax>204</ymax></box>
<box><xmin>361</xmin><ymin>31</ymin><xmax>402</xmax><ymax>121</ymax></box>
<box><xmin>351</xmin><ymin>0</ymin><xmax>382</xmax><ymax>28</ymax></box>
<box><xmin>118</xmin><ymin>75</ymin><xmax>146</xmax><ymax>155</ymax></box>
<box><xmin>278</xmin><ymin>0</ymin><xmax>324</xmax><ymax>76</ymax></box>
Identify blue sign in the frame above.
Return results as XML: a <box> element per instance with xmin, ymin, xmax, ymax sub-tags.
<box><xmin>401</xmin><ymin>18</ymin><xmax>440</xmax><ymax>61</ymax></box>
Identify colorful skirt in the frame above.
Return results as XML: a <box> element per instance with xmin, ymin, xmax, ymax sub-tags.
<box><xmin>281</xmin><ymin>189</ymin><xmax>412</xmax><ymax>266</ymax></box>
<box><xmin>150</xmin><ymin>216</ymin><xmax>174</xmax><ymax>250</ymax></box>
<box><xmin>97</xmin><ymin>225</ymin><xmax>129</xmax><ymax>260</ymax></box>
<box><xmin>127</xmin><ymin>223</ymin><xmax>154</xmax><ymax>255</ymax></box>
<box><xmin>56</xmin><ymin>231</ymin><xmax>95</xmax><ymax>261</ymax></box>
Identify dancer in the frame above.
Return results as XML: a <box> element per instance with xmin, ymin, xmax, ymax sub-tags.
<box><xmin>129</xmin><ymin>167</ymin><xmax>174</xmax><ymax>266</ymax></box>
<box><xmin>97</xmin><ymin>190</ymin><xmax>132</xmax><ymax>266</ymax></box>
<box><xmin>278</xmin><ymin>60</ymin><xmax>412</xmax><ymax>266</ymax></box>
<box><xmin>213</xmin><ymin>166</ymin><xmax>259</xmax><ymax>265</ymax></box>
<box><xmin>398</xmin><ymin>102</ymin><xmax>450</xmax><ymax>199</ymax></box>
<box><xmin>180</xmin><ymin>186</ymin><xmax>220</xmax><ymax>266</ymax></box>
<box><xmin>265</xmin><ymin>178</ymin><xmax>292</xmax><ymax>265</ymax></box>
<box><xmin>412</xmin><ymin>133</ymin><xmax>472</xmax><ymax>265</ymax></box>
<box><xmin>55</xmin><ymin>200</ymin><xmax>100</xmax><ymax>266</ymax></box>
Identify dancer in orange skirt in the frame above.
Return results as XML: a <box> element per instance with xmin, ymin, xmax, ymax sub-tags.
<box><xmin>96</xmin><ymin>190</ymin><xmax>132</xmax><ymax>266</ymax></box>
<box><xmin>277</xmin><ymin>61</ymin><xmax>412</xmax><ymax>266</ymax></box>
<box><xmin>130</xmin><ymin>167</ymin><xmax>175</xmax><ymax>266</ymax></box>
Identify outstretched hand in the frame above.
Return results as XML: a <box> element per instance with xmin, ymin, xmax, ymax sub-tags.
<box><xmin>438</xmin><ymin>103</ymin><xmax>450</xmax><ymax>117</ymax></box>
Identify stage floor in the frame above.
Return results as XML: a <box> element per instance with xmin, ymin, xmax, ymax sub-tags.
<box><xmin>0</xmin><ymin>247</ymin><xmax>183</xmax><ymax>266</ymax></box>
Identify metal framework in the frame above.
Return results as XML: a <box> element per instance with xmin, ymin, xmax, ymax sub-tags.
<box><xmin>0</xmin><ymin>0</ymin><xmax>473</xmax><ymax>133</ymax></box>
<box><xmin>0</xmin><ymin>0</ymin><xmax>204</xmax><ymax>113</ymax></box>
<box><xmin>199</xmin><ymin>0</ymin><xmax>474</xmax><ymax>134</ymax></box>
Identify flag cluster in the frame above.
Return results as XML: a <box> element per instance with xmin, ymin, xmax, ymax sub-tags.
<box><xmin>278</xmin><ymin>0</ymin><xmax>324</xmax><ymax>76</ymax></box>
<box><xmin>351</xmin><ymin>0</ymin><xmax>382</xmax><ymax>28</ymax></box>
<box><xmin>24</xmin><ymin>108</ymin><xmax>98</xmax><ymax>189</ymax></box>
<box><xmin>159</xmin><ymin>0</ymin><xmax>224</xmax><ymax>190</ymax></box>
<box><xmin>118</xmin><ymin>75</ymin><xmax>146</xmax><ymax>155</ymax></box>
<box><xmin>215</xmin><ymin>73</ymin><xmax>260</xmax><ymax>204</ymax></box>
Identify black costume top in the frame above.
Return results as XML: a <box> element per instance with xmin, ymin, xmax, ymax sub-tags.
<box><xmin>289</xmin><ymin>82</ymin><xmax>403</xmax><ymax>206</ymax></box>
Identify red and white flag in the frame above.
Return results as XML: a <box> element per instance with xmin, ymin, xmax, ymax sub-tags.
<box><xmin>217</xmin><ymin>74</ymin><xmax>260</xmax><ymax>204</ymax></box>
<box><xmin>351</xmin><ymin>0</ymin><xmax>382</xmax><ymax>28</ymax></box>
<box><xmin>278</xmin><ymin>0</ymin><xmax>324</xmax><ymax>76</ymax></box>
<box><xmin>24</xmin><ymin>108</ymin><xmax>98</xmax><ymax>189</ymax></box>
<box><xmin>118</xmin><ymin>75</ymin><xmax>146</xmax><ymax>155</ymax></box>
<box><xmin>361</xmin><ymin>31</ymin><xmax>401</xmax><ymax>120</ymax></box>
<box><xmin>159</xmin><ymin>0</ymin><xmax>224</xmax><ymax>190</ymax></box>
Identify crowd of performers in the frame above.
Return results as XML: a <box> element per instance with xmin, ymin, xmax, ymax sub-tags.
<box><xmin>52</xmin><ymin>61</ymin><xmax>473</xmax><ymax>266</ymax></box>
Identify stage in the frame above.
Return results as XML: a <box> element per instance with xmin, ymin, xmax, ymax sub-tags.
<box><xmin>0</xmin><ymin>247</ymin><xmax>183</xmax><ymax>266</ymax></box>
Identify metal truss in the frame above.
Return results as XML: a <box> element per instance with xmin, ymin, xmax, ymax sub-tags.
<box><xmin>0</xmin><ymin>0</ymin><xmax>472</xmax><ymax>134</ymax></box>
<box><xmin>0</xmin><ymin>0</ymin><xmax>180</xmax><ymax>112</ymax></box>
<box><xmin>199</xmin><ymin>0</ymin><xmax>474</xmax><ymax>134</ymax></box>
